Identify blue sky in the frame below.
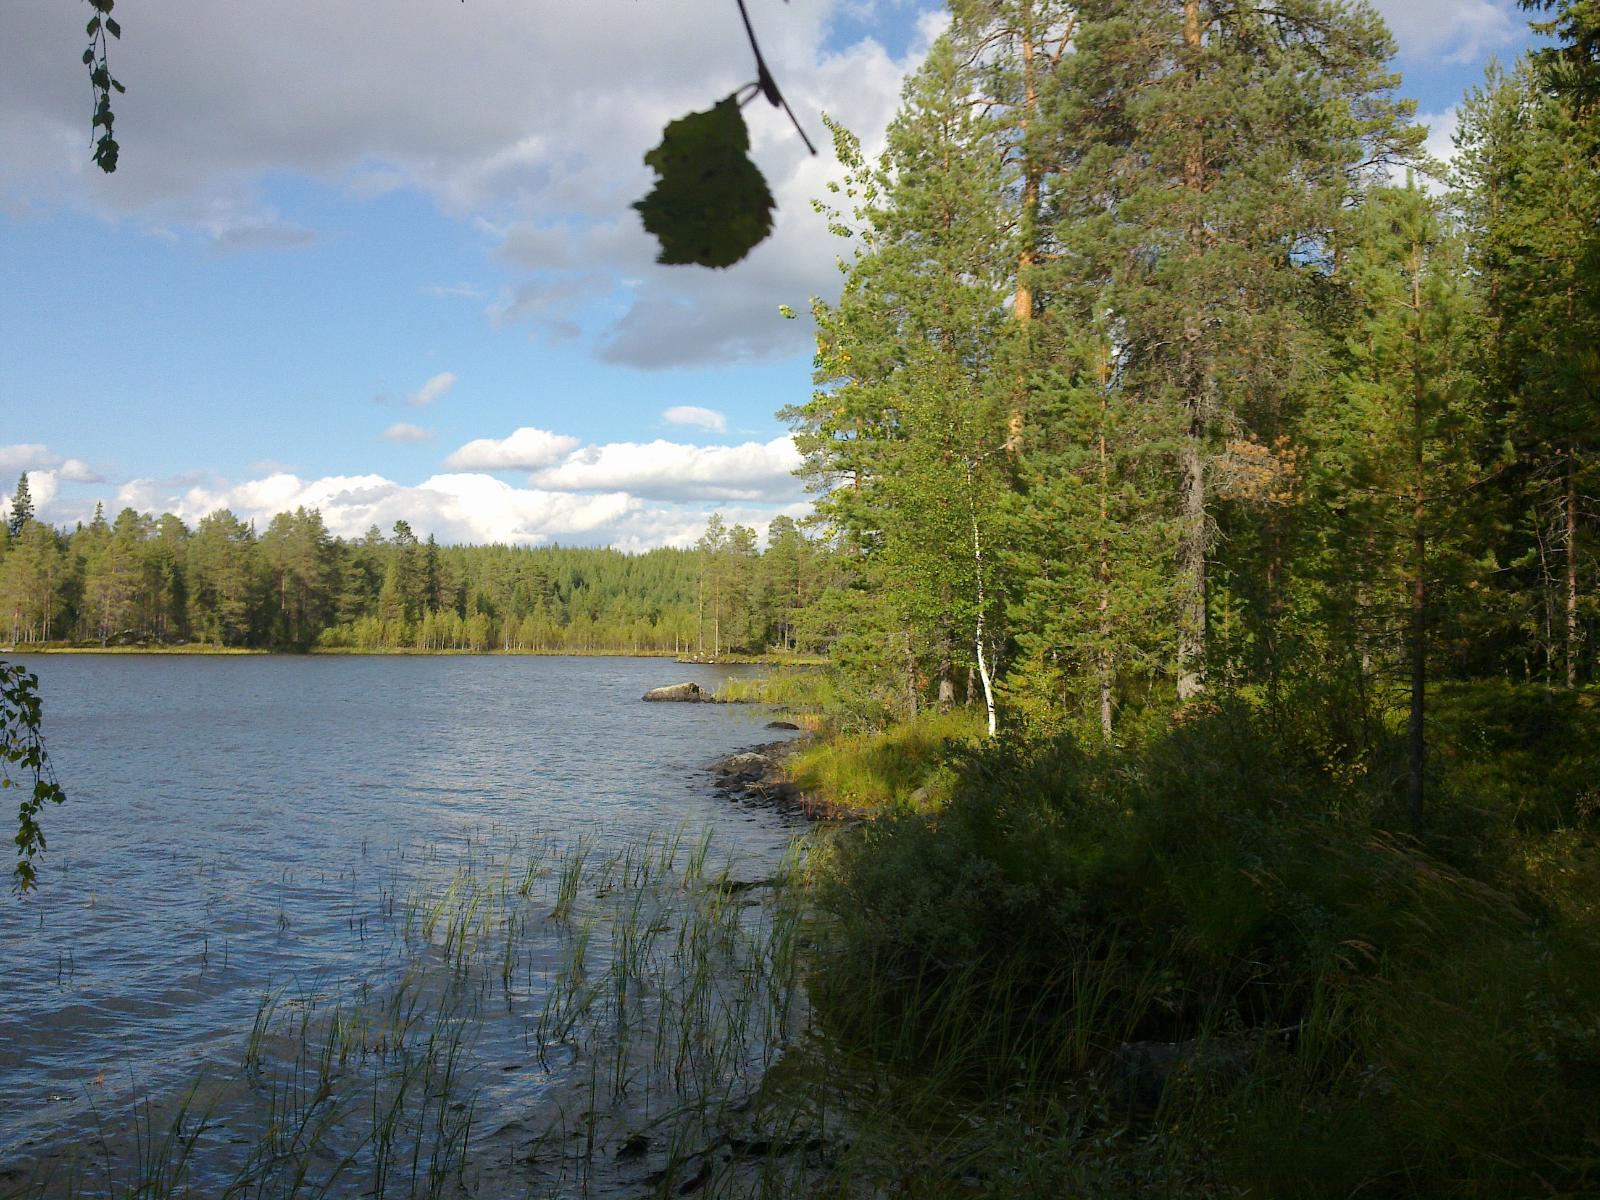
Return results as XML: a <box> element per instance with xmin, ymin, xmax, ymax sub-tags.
<box><xmin>0</xmin><ymin>0</ymin><xmax>1539</xmax><ymax>548</ymax></box>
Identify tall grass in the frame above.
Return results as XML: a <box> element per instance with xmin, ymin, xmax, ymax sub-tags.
<box><xmin>786</xmin><ymin>710</ymin><xmax>980</xmax><ymax>814</ymax></box>
<box><xmin>800</xmin><ymin>695</ymin><xmax>1600</xmax><ymax>1196</ymax></box>
<box><xmin>6</xmin><ymin>827</ymin><xmax>832</xmax><ymax>1200</ymax></box>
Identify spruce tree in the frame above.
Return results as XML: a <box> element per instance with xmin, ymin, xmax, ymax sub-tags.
<box><xmin>1320</xmin><ymin>183</ymin><xmax>1485</xmax><ymax>828</ymax></box>
<box><xmin>7</xmin><ymin>474</ymin><xmax>34</xmax><ymax>538</ymax></box>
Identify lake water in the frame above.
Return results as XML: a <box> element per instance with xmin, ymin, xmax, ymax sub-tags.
<box><xmin>0</xmin><ymin>654</ymin><xmax>803</xmax><ymax>1177</ymax></box>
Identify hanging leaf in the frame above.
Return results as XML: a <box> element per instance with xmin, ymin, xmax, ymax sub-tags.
<box><xmin>633</xmin><ymin>96</ymin><xmax>774</xmax><ymax>269</ymax></box>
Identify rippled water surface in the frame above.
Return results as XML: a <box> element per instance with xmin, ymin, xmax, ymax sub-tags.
<box><xmin>0</xmin><ymin>654</ymin><xmax>798</xmax><ymax>1166</ymax></box>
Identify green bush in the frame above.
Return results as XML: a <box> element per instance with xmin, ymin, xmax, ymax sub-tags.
<box><xmin>807</xmin><ymin>699</ymin><xmax>1600</xmax><ymax>1196</ymax></box>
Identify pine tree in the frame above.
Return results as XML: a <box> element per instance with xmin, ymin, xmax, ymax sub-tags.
<box><xmin>1061</xmin><ymin>0</ymin><xmax>1420</xmax><ymax>699</ymax></box>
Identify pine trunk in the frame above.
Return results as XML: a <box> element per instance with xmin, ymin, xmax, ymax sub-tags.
<box><xmin>1407</xmin><ymin>238</ymin><xmax>1427</xmax><ymax>833</ymax></box>
<box><xmin>1567</xmin><ymin>448</ymin><xmax>1580</xmax><ymax>691</ymax></box>
<box><xmin>1176</xmin><ymin>0</ymin><xmax>1208</xmax><ymax>702</ymax></box>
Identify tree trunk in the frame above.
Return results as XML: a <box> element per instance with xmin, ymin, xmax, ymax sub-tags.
<box><xmin>1408</xmin><ymin>236</ymin><xmax>1427</xmax><ymax>833</ymax></box>
<box><xmin>1009</xmin><ymin>9</ymin><xmax>1039</xmax><ymax>451</ymax></box>
<box><xmin>1097</xmin><ymin>346</ymin><xmax>1115</xmax><ymax>739</ymax></box>
<box><xmin>1176</xmin><ymin>430</ymin><xmax>1207</xmax><ymax>701</ymax></box>
<box><xmin>905</xmin><ymin>629</ymin><xmax>921</xmax><ymax>719</ymax></box>
<box><xmin>1176</xmin><ymin>0</ymin><xmax>1208</xmax><ymax>702</ymax></box>
<box><xmin>1409</xmin><ymin>482</ymin><xmax>1426</xmax><ymax>833</ymax></box>
<box><xmin>968</xmin><ymin>467</ymin><xmax>998</xmax><ymax>738</ymax></box>
<box><xmin>1567</xmin><ymin>447</ymin><xmax>1579</xmax><ymax>690</ymax></box>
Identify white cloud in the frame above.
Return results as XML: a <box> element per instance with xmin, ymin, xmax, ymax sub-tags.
<box><xmin>1368</xmin><ymin>0</ymin><xmax>1519</xmax><ymax>63</ymax></box>
<box><xmin>56</xmin><ymin>458</ymin><xmax>100</xmax><ymax>482</ymax></box>
<box><xmin>1420</xmin><ymin>106</ymin><xmax>1460</xmax><ymax>168</ymax></box>
<box><xmin>443</xmin><ymin>426</ymin><xmax>583</xmax><ymax>471</ymax></box>
<box><xmin>109</xmin><ymin>468</ymin><xmax>798</xmax><ymax>550</ymax></box>
<box><xmin>662</xmin><ymin>405</ymin><xmax>728</xmax><ymax>433</ymax></box>
<box><xmin>0</xmin><ymin>444</ymin><xmax>52</xmax><ymax>474</ymax></box>
<box><xmin>1387</xmin><ymin>107</ymin><xmax>1460</xmax><ymax>191</ymax></box>
<box><xmin>0</xmin><ymin>0</ymin><xmax>934</xmax><ymax>369</ymax></box>
<box><xmin>423</xmin><ymin>282</ymin><xmax>485</xmax><ymax>300</ymax></box>
<box><xmin>0</xmin><ymin>443</ymin><xmax>102</xmax><ymax>484</ymax></box>
<box><xmin>531</xmin><ymin>436</ymin><xmax>803</xmax><ymax>502</ymax></box>
<box><xmin>409</xmin><ymin>371</ymin><xmax>456</xmax><ymax>408</ymax></box>
<box><xmin>0</xmin><ymin>469</ymin><xmax>61</xmax><ymax>523</ymax></box>
<box><xmin>381</xmin><ymin>422</ymin><xmax>434</xmax><ymax>444</ymax></box>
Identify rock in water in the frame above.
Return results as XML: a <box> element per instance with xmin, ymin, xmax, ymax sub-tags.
<box><xmin>642</xmin><ymin>682</ymin><xmax>713</xmax><ymax>703</ymax></box>
<box><xmin>713</xmin><ymin>752</ymin><xmax>772</xmax><ymax>781</ymax></box>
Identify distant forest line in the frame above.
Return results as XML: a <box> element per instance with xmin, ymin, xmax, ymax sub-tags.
<box><xmin>0</xmin><ymin>492</ymin><xmax>840</xmax><ymax>656</ymax></box>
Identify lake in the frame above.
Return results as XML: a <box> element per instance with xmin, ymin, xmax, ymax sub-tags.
<box><xmin>0</xmin><ymin>654</ymin><xmax>804</xmax><ymax>1182</ymax></box>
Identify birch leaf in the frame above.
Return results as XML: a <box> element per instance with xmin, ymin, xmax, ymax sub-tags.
<box><xmin>634</xmin><ymin>97</ymin><xmax>775</xmax><ymax>269</ymax></box>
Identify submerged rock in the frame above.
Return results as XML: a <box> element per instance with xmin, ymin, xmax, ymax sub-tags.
<box><xmin>643</xmin><ymin>681</ymin><xmax>715</xmax><ymax>702</ymax></box>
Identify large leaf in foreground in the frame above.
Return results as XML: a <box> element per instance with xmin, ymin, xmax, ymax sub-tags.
<box><xmin>634</xmin><ymin>97</ymin><xmax>775</xmax><ymax>269</ymax></box>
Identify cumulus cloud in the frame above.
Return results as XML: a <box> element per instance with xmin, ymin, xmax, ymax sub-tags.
<box><xmin>662</xmin><ymin>405</ymin><xmax>728</xmax><ymax>433</ymax></box>
<box><xmin>0</xmin><ymin>442</ymin><xmax>102</xmax><ymax>484</ymax></box>
<box><xmin>531</xmin><ymin>436</ymin><xmax>803</xmax><ymax>503</ymax></box>
<box><xmin>443</xmin><ymin>426</ymin><xmax>583</xmax><ymax>471</ymax></box>
<box><xmin>424</xmin><ymin>282</ymin><xmax>486</xmax><ymax>300</ymax></box>
<box><xmin>0</xmin><ymin>0</ymin><xmax>933</xmax><ymax>369</ymax></box>
<box><xmin>0</xmin><ymin>469</ymin><xmax>61</xmax><ymax>523</ymax></box>
<box><xmin>109</xmin><ymin>467</ymin><xmax>798</xmax><ymax>550</ymax></box>
<box><xmin>381</xmin><ymin>422</ymin><xmax>434</xmax><ymax>443</ymax></box>
<box><xmin>409</xmin><ymin>372</ymin><xmax>456</xmax><ymax>408</ymax></box>
<box><xmin>206</xmin><ymin>211</ymin><xmax>317</xmax><ymax>253</ymax></box>
<box><xmin>1368</xmin><ymin>0</ymin><xmax>1519</xmax><ymax>63</ymax></box>
<box><xmin>1420</xmin><ymin>107</ymin><xmax>1461</xmax><ymax>167</ymax></box>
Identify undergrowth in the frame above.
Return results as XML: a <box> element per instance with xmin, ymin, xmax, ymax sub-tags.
<box><xmin>804</xmin><ymin>689</ymin><xmax>1600</xmax><ymax>1196</ymax></box>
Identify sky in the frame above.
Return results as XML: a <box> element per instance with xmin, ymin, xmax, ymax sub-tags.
<box><xmin>0</xmin><ymin>0</ymin><xmax>1540</xmax><ymax>550</ymax></box>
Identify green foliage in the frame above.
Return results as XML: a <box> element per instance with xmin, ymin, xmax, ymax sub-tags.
<box><xmin>0</xmin><ymin>505</ymin><xmax>839</xmax><ymax>658</ymax></box>
<box><xmin>714</xmin><ymin>665</ymin><xmax>834</xmax><ymax>711</ymax></box>
<box><xmin>2</xmin><ymin>661</ymin><xmax>66</xmax><ymax>893</ymax></box>
<box><xmin>634</xmin><ymin>97</ymin><xmax>774</xmax><ymax>269</ymax></box>
<box><xmin>1431</xmin><ymin>680</ymin><xmax>1600</xmax><ymax>830</ymax></box>
<box><xmin>7</xmin><ymin>473</ymin><xmax>34</xmax><ymax>538</ymax></box>
<box><xmin>810</xmin><ymin>699</ymin><xmax>1600</xmax><ymax>1194</ymax></box>
<box><xmin>1522</xmin><ymin>0</ymin><xmax>1600</xmax><ymax>104</ymax></box>
<box><xmin>82</xmin><ymin>0</ymin><xmax>124</xmax><ymax>173</ymax></box>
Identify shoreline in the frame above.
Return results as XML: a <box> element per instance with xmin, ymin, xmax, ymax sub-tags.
<box><xmin>704</xmin><ymin>735</ymin><xmax>860</xmax><ymax>823</ymax></box>
<box><xmin>3</xmin><ymin>644</ymin><xmax>823</xmax><ymax>665</ymax></box>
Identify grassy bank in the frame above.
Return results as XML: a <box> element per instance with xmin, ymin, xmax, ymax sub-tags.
<box><xmin>778</xmin><ymin>685</ymin><xmax>1600</xmax><ymax>1196</ymax></box>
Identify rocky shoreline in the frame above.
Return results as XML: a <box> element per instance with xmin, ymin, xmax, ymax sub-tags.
<box><xmin>641</xmin><ymin>680</ymin><xmax>841</xmax><ymax>819</ymax></box>
<box><xmin>703</xmin><ymin>735</ymin><xmax>858</xmax><ymax>822</ymax></box>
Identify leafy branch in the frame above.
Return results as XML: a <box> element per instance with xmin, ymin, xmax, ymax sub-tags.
<box><xmin>3</xmin><ymin>662</ymin><xmax>67</xmax><ymax>894</ymax></box>
<box><xmin>634</xmin><ymin>0</ymin><xmax>817</xmax><ymax>269</ymax></box>
<box><xmin>83</xmin><ymin>0</ymin><xmax>125</xmax><ymax>173</ymax></box>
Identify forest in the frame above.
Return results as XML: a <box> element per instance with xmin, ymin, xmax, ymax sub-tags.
<box><xmin>0</xmin><ymin>491</ymin><xmax>834</xmax><ymax>657</ymax></box>
<box><xmin>784</xmin><ymin>3</ymin><xmax>1599</xmax><ymax>760</ymax></box>
<box><xmin>748</xmin><ymin>0</ymin><xmax>1600</xmax><ymax>1194</ymax></box>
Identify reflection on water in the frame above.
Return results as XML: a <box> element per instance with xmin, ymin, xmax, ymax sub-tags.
<box><xmin>0</xmin><ymin>655</ymin><xmax>799</xmax><ymax>1168</ymax></box>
